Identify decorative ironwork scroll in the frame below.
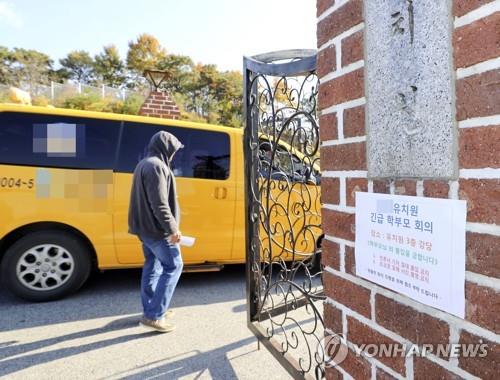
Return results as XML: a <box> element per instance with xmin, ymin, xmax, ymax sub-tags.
<box><xmin>243</xmin><ymin>50</ymin><xmax>325</xmax><ymax>379</ymax></box>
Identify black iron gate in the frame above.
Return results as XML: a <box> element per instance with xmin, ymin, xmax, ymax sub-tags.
<box><xmin>243</xmin><ymin>50</ymin><xmax>325</xmax><ymax>379</ymax></box>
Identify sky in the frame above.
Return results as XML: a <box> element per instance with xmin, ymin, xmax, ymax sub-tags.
<box><xmin>0</xmin><ymin>0</ymin><xmax>317</xmax><ymax>72</ymax></box>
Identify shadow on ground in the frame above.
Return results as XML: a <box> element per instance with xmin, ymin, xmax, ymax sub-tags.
<box><xmin>0</xmin><ymin>265</ymin><xmax>256</xmax><ymax>379</ymax></box>
<box><xmin>0</xmin><ymin>263</ymin><xmax>319</xmax><ymax>379</ymax></box>
<box><xmin>112</xmin><ymin>337</ymin><xmax>257</xmax><ymax>380</ymax></box>
<box><xmin>0</xmin><ymin>315</ymin><xmax>258</xmax><ymax>379</ymax></box>
<box><xmin>0</xmin><ymin>264</ymin><xmax>247</xmax><ymax>330</ymax></box>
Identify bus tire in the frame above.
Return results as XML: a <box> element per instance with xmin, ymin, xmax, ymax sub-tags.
<box><xmin>1</xmin><ymin>230</ymin><xmax>92</xmax><ymax>302</ymax></box>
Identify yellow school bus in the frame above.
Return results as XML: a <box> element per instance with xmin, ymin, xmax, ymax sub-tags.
<box><xmin>0</xmin><ymin>104</ymin><xmax>321</xmax><ymax>301</ymax></box>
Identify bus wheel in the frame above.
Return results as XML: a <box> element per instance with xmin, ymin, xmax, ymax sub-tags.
<box><xmin>1</xmin><ymin>231</ymin><xmax>92</xmax><ymax>302</ymax></box>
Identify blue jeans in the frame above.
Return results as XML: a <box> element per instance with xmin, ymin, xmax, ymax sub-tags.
<box><xmin>140</xmin><ymin>236</ymin><xmax>183</xmax><ymax>320</ymax></box>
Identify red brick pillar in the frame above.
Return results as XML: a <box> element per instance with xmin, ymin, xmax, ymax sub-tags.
<box><xmin>317</xmin><ymin>0</ymin><xmax>499</xmax><ymax>378</ymax></box>
<box><xmin>138</xmin><ymin>90</ymin><xmax>181</xmax><ymax>120</ymax></box>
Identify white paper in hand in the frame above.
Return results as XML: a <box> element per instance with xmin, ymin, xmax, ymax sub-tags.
<box><xmin>180</xmin><ymin>236</ymin><xmax>195</xmax><ymax>247</ymax></box>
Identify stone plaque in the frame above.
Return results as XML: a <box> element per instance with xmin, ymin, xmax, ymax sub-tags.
<box><xmin>365</xmin><ymin>0</ymin><xmax>456</xmax><ymax>178</ymax></box>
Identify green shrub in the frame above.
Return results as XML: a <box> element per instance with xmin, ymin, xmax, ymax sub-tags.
<box><xmin>0</xmin><ymin>91</ymin><xmax>10</xmax><ymax>103</ymax></box>
<box><xmin>58</xmin><ymin>92</ymin><xmax>144</xmax><ymax>115</ymax></box>
<box><xmin>61</xmin><ymin>92</ymin><xmax>102</xmax><ymax>110</ymax></box>
<box><xmin>32</xmin><ymin>95</ymin><xmax>50</xmax><ymax>106</ymax></box>
<box><xmin>121</xmin><ymin>93</ymin><xmax>144</xmax><ymax>115</ymax></box>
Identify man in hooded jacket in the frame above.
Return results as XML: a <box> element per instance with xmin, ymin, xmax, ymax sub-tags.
<box><xmin>128</xmin><ymin>131</ymin><xmax>184</xmax><ymax>333</ymax></box>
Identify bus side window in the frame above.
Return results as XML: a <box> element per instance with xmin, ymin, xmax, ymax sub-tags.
<box><xmin>0</xmin><ymin>112</ymin><xmax>119</xmax><ymax>169</ymax></box>
<box><xmin>182</xmin><ymin>131</ymin><xmax>230</xmax><ymax>180</ymax></box>
<box><xmin>116</xmin><ymin>123</ymin><xmax>230</xmax><ymax>180</ymax></box>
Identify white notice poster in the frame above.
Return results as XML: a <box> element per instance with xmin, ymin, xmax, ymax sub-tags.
<box><xmin>355</xmin><ymin>192</ymin><xmax>467</xmax><ymax>318</ymax></box>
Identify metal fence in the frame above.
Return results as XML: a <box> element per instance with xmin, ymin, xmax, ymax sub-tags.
<box><xmin>0</xmin><ymin>82</ymin><xmax>142</xmax><ymax>105</ymax></box>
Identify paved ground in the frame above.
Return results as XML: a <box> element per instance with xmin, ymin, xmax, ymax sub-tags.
<box><xmin>0</xmin><ymin>265</ymin><xmax>292</xmax><ymax>380</ymax></box>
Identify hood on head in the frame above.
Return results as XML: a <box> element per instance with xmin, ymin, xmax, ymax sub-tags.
<box><xmin>147</xmin><ymin>131</ymin><xmax>183</xmax><ymax>166</ymax></box>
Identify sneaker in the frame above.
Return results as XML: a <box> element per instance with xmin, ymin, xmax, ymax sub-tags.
<box><xmin>163</xmin><ymin>309</ymin><xmax>175</xmax><ymax>319</ymax></box>
<box><xmin>139</xmin><ymin>317</ymin><xmax>176</xmax><ymax>333</ymax></box>
<box><xmin>141</xmin><ymin>310</ymin><xmax>174</xmax><ymax>321</ymax></box>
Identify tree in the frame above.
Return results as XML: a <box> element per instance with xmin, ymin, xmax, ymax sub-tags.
<box><xmin>0</xmin><ymin>47</ymin><xmax>54</xmax><ymax>90</ymax></box>
<box><xmin>214</xmin><ymin>70</ymin><xmax>243</xmax><ymax>127</ymax></box>
<box><xmin>157</xmin><ymin>53</ymin><xmax>194</xmax><ymax>94</ymax></box>
<box><xmin>126</xmin><ymin>34</ymin><xmax>167</xmax><ymax>76</ymax></box>
<box><xmin>59</xmin><ymin>50</ymin><xmax>95</xmax><ymax>84</ymax></box>
<box><xmin>94</xmin><ymin>45</ymin><xmax>126</xmax><ymax>87</ymax></box>
<box><xmin>1</xmin><ymin>34</ymin><xmax>244</xmax><ymax>126</ymax></box>
<box><xmin>272</xmin><ymin>77</ymin><xmax>297</xmax><ymax>108</ymax></box>
<box><xmin>185</xmin><ymin>63</ymin><xmax>220</xmax><ymax>121</ymax></box>
<box><xmin>16</xmin><ymin>48</ymin><xmax>54</xmax><ymax>87</ymax></box>
<box><xmin>176</xmin><ymin>63</ymin><xmax>242</xmax><ymax>127</ymax></box>
<box><xmin>0</xmin><ymin>46</ymin><xmax>13</xmax><ymax>85</ymax></box>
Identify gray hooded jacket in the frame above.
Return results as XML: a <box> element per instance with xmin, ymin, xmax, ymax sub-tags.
<box><xmin>128</xmin><ymin>131</ymin><xmax>183</xmax><ymax>240</ymax></box>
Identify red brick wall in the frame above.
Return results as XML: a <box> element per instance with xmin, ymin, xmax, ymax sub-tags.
<box><xmin>138</xmin><ymin>90</ymin><xmax>181</xmax><ymax>120</ymax></box>
<box><xmin>317</xmin><ymin>1</ymin><xmax>500</xmax><ymax>378</ymax></box>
